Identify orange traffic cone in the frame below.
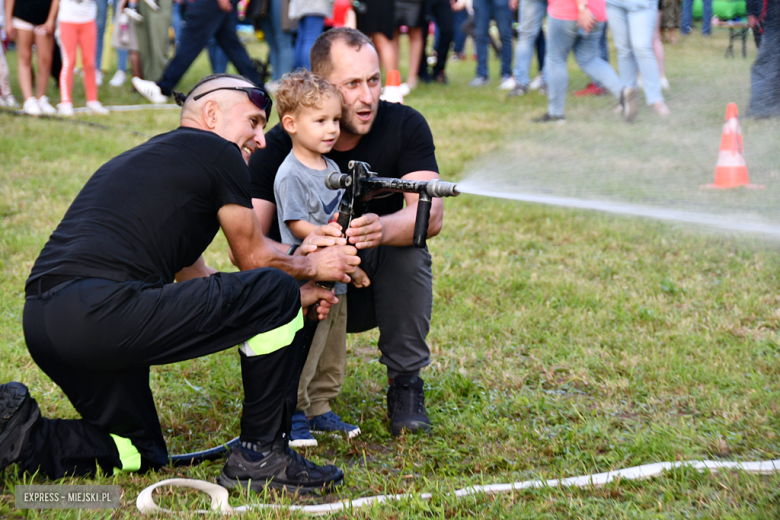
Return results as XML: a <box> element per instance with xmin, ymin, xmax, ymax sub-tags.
<box><xmin>705</xmin><ymin>103</ymin><xmax>764</xmax><ymax>189</ymax></box>
<box><xmin>380</xmin><ymin>70</ymin><xmax>404</xmax><ymax>104</ymax></box>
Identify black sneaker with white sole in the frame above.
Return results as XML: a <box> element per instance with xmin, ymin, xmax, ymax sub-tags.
<box><xmin>218</xmin><ymin>443</ymin><xmax>344</xmax><ymax>494</ymax></box>
<box><xmin>0</xmin><ymin>382</ymin><xmax>40</xmax><ymax>472</ymax></box>
<box><xmin>387</xmin><ymin>375</ymin><xmax>431</xmax><ymax>436</ymax></box>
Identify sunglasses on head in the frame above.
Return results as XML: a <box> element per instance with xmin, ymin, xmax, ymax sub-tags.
<box><xmin>174</xmin><ymin>86</ymin><xmax>273</xmax><ymax>119</ymax></box>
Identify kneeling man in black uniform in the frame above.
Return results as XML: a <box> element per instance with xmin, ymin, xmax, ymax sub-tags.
<box><xmin>0</xmin><ymin>73</ymin><xmax>359</xmax><ymax>493</ymax></box>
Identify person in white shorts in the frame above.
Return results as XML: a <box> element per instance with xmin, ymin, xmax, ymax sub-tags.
<box><xmin>4</xmin><ymin>0</ymin><xmax>58</xmax><ymax>115</ymax></box>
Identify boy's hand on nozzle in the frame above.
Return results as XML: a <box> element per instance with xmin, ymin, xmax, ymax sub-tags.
<box><xmin>349</xmin><ymin>266</ymin><xmax>371</xmax><ymax>288</ymax></box>
<box><xmin>298</xmin><ymin>224</ymin><xmax>347</xmax><ymax>255</ymax></box>
<box><xmin>300</xmin><ymin>281</ymin><xmax>338</xmax><ymax>321</ymax></box>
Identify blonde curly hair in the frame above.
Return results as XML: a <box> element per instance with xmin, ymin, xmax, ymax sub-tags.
<box><xmin>274</xmin><ymin>69</ymin><xmax>343</xmax><ymax>119</ymax></box>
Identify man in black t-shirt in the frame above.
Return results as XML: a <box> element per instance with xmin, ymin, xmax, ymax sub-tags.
<box><xmin>248</xmin><ymin>28</ymin><xmax>443</xmax><ymax>437</ymax></box>
<box><xmin>0</xmin><ymin>74</ymin><xmax>360</xmax><ymax>494</ymax></box>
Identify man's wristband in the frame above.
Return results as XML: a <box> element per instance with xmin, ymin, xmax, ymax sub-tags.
<box><xmin>287</xmin><ymin>244</ymin><xmax>299</xmax><ymax>256</ymax></box>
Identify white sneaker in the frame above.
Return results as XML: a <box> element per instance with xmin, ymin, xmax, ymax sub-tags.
<box><xmin>22</xmin><ymin>97</ymin><xmax>42</xmax><ymax>115</ymax></box>
<box><xmin>132</xmin><ymin>77</ymin><xmax>168</xmax><ymax>103</ymax></box>
<box><xmin>96</xmin><ymin>70</ymin><xmax>104</xmax><ymax>87</ymax></box>
<box><xmin>57</xmin><ymin>102</ymin><xmax>74</xmax><ymax>116</ymax></box>
<box><xmin>142</xmin><ymin>0</ymin><xmax>161</xmax><ymax>11</ymax></box>
<box><xmin>660</xmin><ymin>76</ymin><xmax>670</xmax><ymax>90</ymax></box>
<box><xmin>1</xmin><ymin>95</ymin><xmax>20</xmax><ymax>109</ymax></box>
<box><xmin>499</xmin><ymin>76</ymin><xmax>516</xmax><ymax>90</ymax></box>
<box><xmin>400</xmin><ymin>82</ymin><xmax>411</xmax><ymax>96</ymax></box>
<box><xmin>528</xmin><ymin>75</ymin><xmax>544</xmax><ymax>90</ymax></box>
<box><xmin>86</xmin><ymin>100</ymin><xmax>110</xmax><ymax>115</ymax></box>
<box><xmin>37</xmin><ymin>96</ymin><xmax>57</xmax><ymax>115</ymax></box>
<box><xmin>109</xmin><ymin>69</ymin><xmax>127</xmax><ymax>87</ymax></box>
<box><xmin>123</xmin><ymin>6</ymin><xmax>143</xmax><ymax>21</ymax></box>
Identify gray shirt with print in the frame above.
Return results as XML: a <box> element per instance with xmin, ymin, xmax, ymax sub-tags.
<box><xmin>274</xmin><ymin>151</ymin><xmax>346</xmax><ymax>294</ymax></box>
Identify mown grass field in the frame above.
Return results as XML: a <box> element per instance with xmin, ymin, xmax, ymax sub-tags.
<box><xmin>2</xmin><ymin>27</ymin><xmax>780</xmax><ymax>518</ymax></box>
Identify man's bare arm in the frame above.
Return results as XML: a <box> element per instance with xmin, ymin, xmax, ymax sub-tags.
<box><xmin>252</xmin><ymin>199</ymin><xmax>288</xmax><ymax>252</ymax></box>
<box><xmin>219</xmin><ymin>203</ymin><xmax>359</xmax><ymax>282</ymax></box>
<box><xmin>345</xmin><ymin>170</ymin><xmax>444</xmax><ymax>248</ymax></box>
<box><xmin>252</xmin><ymin>197</ymin><xmax>349</xmax><ymax>254</ymax></box>
<box><xmin>176</xmin><ymin>256</ymin><xmax>218</xmax><ymax>282</ymax></box>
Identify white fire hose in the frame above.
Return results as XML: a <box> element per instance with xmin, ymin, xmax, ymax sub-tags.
<box><xmin>137</xmin><ymin>458</ymin><xmax>780</xmax><ymax>515</ymax></box>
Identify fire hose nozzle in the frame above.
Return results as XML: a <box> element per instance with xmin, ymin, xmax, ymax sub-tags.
<box><xmin>325</xmin><ymin>171</ymin><xmax>352</xmax><ymax>189</ymax></box>
<box><xmin>425</xmin><ymin>179</ymin><xmax>459</xmax><ymax>198</ymax></box>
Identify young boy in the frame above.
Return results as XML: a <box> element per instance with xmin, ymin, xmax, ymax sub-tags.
<box><xmin>273</xmin><ymin>69</ymin><xmax>369</xmax><ymax>448</ymax></box>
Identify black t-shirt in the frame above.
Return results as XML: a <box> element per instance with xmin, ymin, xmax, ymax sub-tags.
<box><xmin>249</xmin><ymin>101</ymin><xmax>438</xmax><ymax>242</ymax></box>
<box><xmin>27</xmin><ymin>127</ymin><xmax>252</xmax><ymax>291</ymax></box>
<box><xmin>13</xmin><ymin>0</ymin><xmax>54</xmax><ymax>26</ymax></box>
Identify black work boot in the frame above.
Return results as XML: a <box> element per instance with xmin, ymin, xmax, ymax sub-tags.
<box><xmin>0</xmin><ymin>382</ymin><xmax>41</xmax><ymax>471</ymax></box>
<box><xmin>387</xmin><ymin>375</ymin><xmax>431</xmax><ymax>437</ymax></box>
<box><xmin>218</xmin><ymin>441</ymin><xmax>344</xmax><ymax>494</ymax></box>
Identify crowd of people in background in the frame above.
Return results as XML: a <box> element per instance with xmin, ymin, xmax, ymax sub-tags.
<box><xmin>0</xmin><ymin>0</ymin><xmax>777</xmax><ymax>120</ymax></box>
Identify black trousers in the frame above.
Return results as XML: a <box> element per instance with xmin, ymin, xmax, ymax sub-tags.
<box><xmin>22</xmin><ymin>269</ymin><xmax>305</xmax><ymax>479</ymax></box>
<box><xmin>347</xmin><ymin>245</ymin><xmax>433</xmax><ymax>378</ymax></box>
<box><xmin>749</xmin><ymin>5</ymin><xmax>780</xmax><ymax>118</ymax></box>
<box><xmin>430</xmin><ymin>0</ymin><xmax>455</xmax><ymax>77</ymax></box>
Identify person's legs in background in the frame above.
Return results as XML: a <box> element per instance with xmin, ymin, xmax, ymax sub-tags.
<box><xmin>542</xmin><ymin>16</ymin><xmax>576</xmax><ymax>118</ymax></box>
<box><xmin>13</xmin><ymin>28</ymin><xmax>37</xmax><ymax>107</ymax></box>
<box><xmin>471</xmin><ymin>0</ymin><xmax>491</xmax><ymax>83</ymax></box>
<box><xmin>137</xmin><ymin>0</ymin><xmax>173</xmax><ymax>82</ymax></box>
<box><xmin>651</xmin><ymin>8</ymin><xmax>669</xmax><ymax>88</ymax></box>
<box><xmin>294</xmin><ymin>15</ymin><xmax>325</xmax><ymax>70</ymax></box>
<box><xmin>626</xmin><ymin>6</ymin><xmax>666</xmax><ymax>110</ymax></box>
<box><xmin>452</xmin><ymin>8</ymin><xmax>468</xmax><ymax>59</ymax></box>
<box><xmin>95</xmin><ymin>0</ymin><xmax>108</xmax><ymax>85</ymax></box>
<box><xmin>575</xmin><ymin>22</ymin><xmax>608</xmax><ymax>95</ymax></box>
<box><xmin>172</xmin><ymin>0</ymin><xmax>185</xmax><ymax>43</ymax></box>
<box><xmin>493</xmin><ymin>0</ymin><xmax>514</xmax><ymax>83</ymax></box>
<box><xmin>573</xmin><ymin>21</ymin><xmax>624</xmax><ymax>99</ymax></box>
<box><xmin>80</xmin><ymin>22</ymin><xmax>100</xmax><ymax>103</ymax></box>
<box><xmin>607</xmin><ymin>5</ymin><xmax>638</xmax><ymax>86</ymax></box>
<box><xmin>431</xmin><ymin>0</ymin><xmax>454</xmax><ymax>81</ymax></box>
<box><xmin>511</xmin><ymin>0</ymin><xmax>546</xmax><ymax>92</ymax></box>
<box><xmin>0</xmin><ymin>41</ymin><xmax>17</xmax><ymax>107</ymax></box>
<box><xmin>681</xmin><ymin>0</ymin><xmax>693</xmax><ymax>34</ymax></box>
<box><xmin>371</xmin><ymin>32</ymin><xmax>398</xmax><ymax>74</ymax></box>
<box><xmin>58</xmin><ymin>22</ymin><xmax>79</xmax><ymax>106</ymax></box>
<box><xmin>402</xmin><ymin>26</ymin><xmax>424</xmax><ymax>88</ymax></box>
<box><xmin>33</xmin><ymin>28</ymin><xmax>56</xmax><ymax>112</ymax></box>
<box><xmin>681</xmin><ymin>0</ymin><xmax>710</xmax><ymax>34</ymax></box>
<box><xmin>208</xmin><ymin>39</ymin><xmax>229</xmax><ymax>73</ymax></box>
<box><xmin>260</xmin><ymin>0</ymin><xmax>293</xmax><ymax>87</ymax></box>
<box><xmin>748</xmin><ymin>5</ymin><xmax>780</xmax><ymax>118</ymax></box>
<box><xmin>535</xmin><ymin>23</ymin><xmax>546</xmax><ymax>69</ymax></box>
<box><xmin>212</xmin><ymin>0</ymin><xmax>263</xmax><ymax>86</ymax></box>
<box><xmin>108</xmin><ymin>0</ymin><xmax>130</xmax><ymax>86</ymax></box>
<box><xmin>701</xmin><ymin>0</ymin><xmax>712</xmax><ymax>34</ymax></box>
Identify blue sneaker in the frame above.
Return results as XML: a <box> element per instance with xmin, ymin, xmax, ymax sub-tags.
<box><xmin>289</xmin><ymin>411</ymin><xmax>317</xmax><ymax>448</ymax></box>
<box><xmin>308</xmin><ymin>411</ymin><xmax>361</xmax><ymax>440</ymax></box>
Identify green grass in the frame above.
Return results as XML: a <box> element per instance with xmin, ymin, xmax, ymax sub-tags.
<box><xmin>2</xmin><ymin>30</ymin><xmax>780</xmax><ymax>518</ymax></box>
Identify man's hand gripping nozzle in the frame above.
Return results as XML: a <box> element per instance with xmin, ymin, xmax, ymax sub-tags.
<box><xmin>325</xmin><ymin>160</ymin><xmax>459</xmax><ymax>248</ymax></box>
